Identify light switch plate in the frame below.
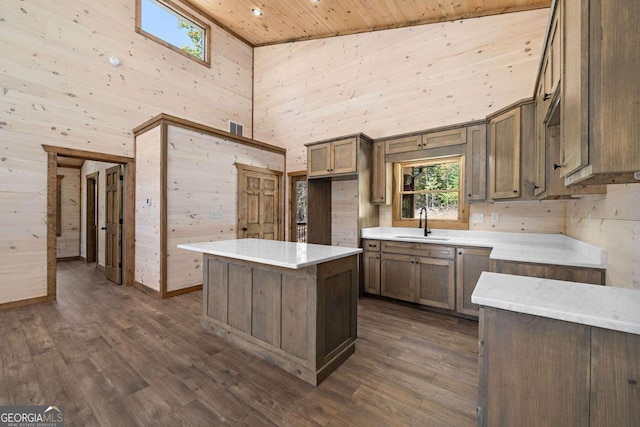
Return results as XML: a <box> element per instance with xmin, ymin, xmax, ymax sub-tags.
<box><xmin>491</xmin><ymin>212</ymin><xmax>500</xmax><ymax>223</ymax></box>
<box><xmin>472</xmin><ymin>213</ymin><xmax>484</xmax><ymax>223</ymax></box>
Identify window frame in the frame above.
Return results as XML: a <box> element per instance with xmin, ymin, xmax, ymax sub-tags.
<box><xmin>392</xmin><ymin>155</ymin><xmax>469</xmax><ymax>230</ymax></box>
<box><xmin>135</xmin><ymin>0</ymin><xmax>211</xmax><ymax>67</ymax></box>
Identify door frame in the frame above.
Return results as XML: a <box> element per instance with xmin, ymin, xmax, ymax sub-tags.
<box><xmin>85</xmin><ymin>172</ymin><xmax>98</xmax><ymax>264</ymax></box>
<box><xmin>236</xmin><ymin>163</ymin><xmax>284</xmax><ymax>240</ymax></box>
<box><xmin>287</xmin><ymin>171</ymin><xmax>307</xmax><ymax>242</ymax></box>
<box><xmin>43</xmin><ymin>145</ymin><xmax>135</xmax><ymax>300</ymax></box>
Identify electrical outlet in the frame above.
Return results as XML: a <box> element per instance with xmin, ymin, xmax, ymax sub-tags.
<box><xmin>209</xmin><ymin>210</ymin><xmax>222</xmax><ymax>219</ymax></box>
<box><xmin>472</xmin><ymin>213</ymin><xmax>484</xmax><ymax>223</ymax></box>
<box><xmin>491</xmin><ymin>212</ymin><xmax>500</xmax><ymax>223</ymax></box>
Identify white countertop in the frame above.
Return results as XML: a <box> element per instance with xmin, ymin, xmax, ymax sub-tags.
<box><xmin>472</xmin><ymin>272</ymin><xmax>640</xmax><ymax>335</ymax></box>
<box><xmin>361</xmin><ymin>227</ymin><xmax>606</xmax><ymax>269</ymax></box>
<box><xmin>178</xmin><ymin>239</ymin><xmax>362</xmax><ymax>269</ymax></box>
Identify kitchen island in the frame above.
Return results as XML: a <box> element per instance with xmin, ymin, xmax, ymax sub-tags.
<box><xmin>178</xmin><ymin>239</ymin><xmax>362</xmax><ymax>385</ymax></box>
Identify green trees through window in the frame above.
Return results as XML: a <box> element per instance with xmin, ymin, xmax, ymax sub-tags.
<box><xmin>138</xmin><ymin>0</ymin><xmax>208</xmax><ymax>63</ymax></box>
<box><xmin>399</xmin><ymin>157</ymin><xmax>462</xmax><ymax>221</ymax></box>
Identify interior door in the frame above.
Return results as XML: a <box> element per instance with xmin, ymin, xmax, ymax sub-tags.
<box><xmin>86</xmin><ymin>173</ymin><xmax>98</xmax><ymax>263</ymax></box>
<box><xmin>105</xmin><ymin>165</ymin><xmax>122</xmax><ymax>284</ymax></box>
<box><xmin>237</xmin><ymin>164</ymin><xmax>281</xmax><ymax>240</ymax></box>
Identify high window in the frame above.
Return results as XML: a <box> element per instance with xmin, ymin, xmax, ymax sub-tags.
<box><xmin>136</xmin><ymin>0</ymin><xmax>210</xmax><ymax>66</ymax></box>
<box><xmin>393</xmin><ymin>156</ymin><xmax>469</xmax><ymax>229</ymax></box>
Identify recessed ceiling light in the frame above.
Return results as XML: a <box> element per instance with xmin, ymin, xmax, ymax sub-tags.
<box><xmin>251</xmin><ymin>8</ymin><xmax>263</xmax><ymax>16</ymax></box>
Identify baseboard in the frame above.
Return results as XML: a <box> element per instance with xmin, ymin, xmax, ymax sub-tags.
<box><xmin>164</xmin><ymin>284</ymin><xmax>203</xmax><ymax>299</ymax></box>
<box><xmin>0</xmin><ymin>295</ymin><xmax>54</xmax><ymax>311</ymax></box>
<box><xmin>56</xmin><ymin>256</ymin><xmax>83</xmax><ymax>262</ymax></box>
<box><xmin>133</xmin><ymin>280</ymin><xmax>161</xmax><ymax>298</ymax></box>
<box><xmin>95</xmin><ymin>264</ymin><xmax>105</xmax><ymax>273</ymax></box>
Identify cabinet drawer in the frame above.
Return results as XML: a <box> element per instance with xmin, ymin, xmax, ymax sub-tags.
<box><xmin>381</xmin><ymin>241</ymin><xmax>455</xmax><ymax>259</ymax></box>
<box><xmin>363</xmin><ymin>240</ymin><xmax>380</xmax><ymax>251</ymax></box>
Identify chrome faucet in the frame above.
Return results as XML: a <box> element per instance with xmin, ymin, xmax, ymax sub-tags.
<box><xmin>418</xmin><ymin>207</ymin><xmax>431</xmax><ymax>236</ymax></box>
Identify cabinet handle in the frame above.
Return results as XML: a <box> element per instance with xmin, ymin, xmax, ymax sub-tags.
<box><xmin>553</xmin><ymin>163</ymin><xmax>562</xmax><ymax>170</ymax></box>
<box><xmin>533</xmin><ymin>185</ymin><xmax>539</xmax><ymax>189</ymax></box>
<box><xmin>458</xmin><ymin>252</ymin><xmax>462</xmax><ymax>255</ymax></box>
<box><xmin>513</xmin><ymin>189</ymin><xmax>518</xmax><ymax>193</ymax></box>
<box><xmin>543</xmin><ymin>93</ymin><xmax>551</xmax><ymax>101</ymax></box>
<box><xmin>467</xmin><ymin>193</ymin><xmax>472</xmax><ymax>197</ymax></box>
<box><xmin>368</xmin><ymin>244</ymin><xmax>376</xmax><ymax>248</ymax></box>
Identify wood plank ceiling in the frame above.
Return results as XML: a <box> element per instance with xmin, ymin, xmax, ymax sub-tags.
<box><xmin>187</xmin><ymin>0</ymin><xmax>551</xmax><ymax>46</ymax></box>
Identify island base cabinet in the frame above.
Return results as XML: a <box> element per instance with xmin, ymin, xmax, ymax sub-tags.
<box><xmin>478</xmin><ymin>307</ymin><xmax>591</xmax><ymax>426</ymax></box>
<box><xmin>201</xmin><ymin>254</ymin><xmax>358</xmax><ymax>386</ymax></box>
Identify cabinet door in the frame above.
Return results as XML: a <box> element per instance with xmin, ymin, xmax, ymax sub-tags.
<box><xmin>385</xmin><ymin>135</ymin><xmax>422</xmax><ymax>154</ymax></box>
<box><xmin>423</xmin><ymin>127</ymin><xmax>466</xmax><ymax>149</ymax></box>
<box><xmin>560</xmin><ymin>0</ymin><xmax>588</xmax><ymax>177</ymax></box>
<box><xmin>465</xmin><ymin>124</ymin><xmax>487</xmax><ymax>201</ymax></box>
<box><xmin>415</xmin><ymin>257</ymin><xmax>455</xmax><ymax>310</ymax></box>
<box><xmin>545</xmin><ymin>10</ymin><xmax>561</xmax><ymax>98</ymax></box>
<box><xmin>479</xmin><ymin>308</ymin><xmax>591</xmax><ymax>426</ymax></box>
<box><xmin>534</xmin><ymin>79</ymin><xmax>547</xmax><ymax>197</ymax></box>
<box><xmin>371</xmin><ymin>141</ymin><xmax>388</xmax><ymax>204</ymax></box>
<box><xmin>489</xmin><ymin>108</ymin><xmax>521</xmax><ymax>199</ymax></box>
<box><xmin>380</xmin><ymin>253</ymin><xmax>414</xmax><ymax>302</ymax></box>
<box><xmin>331</xmin><ymin>138</ymin><xmax>357</xmax><ymax>175</ymax></box>
<box><xmin>456</xmin><ymin>248</ymin><xmax>490</xmax><ymax>316</ymax></box>
<box><xmin>363</xmin><ymin>251</ymin><xmax>381</xmax><ymax>295</ymax></box>
<box><xmin>308</xmin><ymin>143</ymin><xmax>332</xmax><ymax>177</ymax></box>
<box><xmin>590</xmin><ymin>328</ymin><xmax>640</xmax><ymax>426</ymax></box>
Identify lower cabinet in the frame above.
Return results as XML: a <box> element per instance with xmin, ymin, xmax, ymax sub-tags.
<box><xmin>363</xmin><ymin>250</ymin><xmax>381</xmax><ymax>295</ymax></box>
<box><xmin>479</xmin><ymin>307</ymin><xmax>640</xmax><ymax>426</ymax></box>
<box><xmin>456</xmin><ymin>248</ymin><xmax>491</xmax><ymax>316</ymax></box>
<box><xmin>492</xmin><ymin>259</ymin><xmax>605</xmax><ymax>285</ymax></box>
<box><xmin>378</xmin><ymin>242</ymin><xmax>455</xmax><ymax>310</ymax></box>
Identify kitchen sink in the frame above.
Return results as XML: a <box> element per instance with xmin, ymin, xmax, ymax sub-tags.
<box><xmin>393</xmin><ymin>235</ymin><xmax>450</xmax><ymax>241</ymax></box>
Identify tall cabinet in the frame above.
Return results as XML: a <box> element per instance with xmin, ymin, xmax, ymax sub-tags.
<box><xmin>305</xmin><ymin>134</ymin><xmax>378</xmax><ymax>247</ymax></box>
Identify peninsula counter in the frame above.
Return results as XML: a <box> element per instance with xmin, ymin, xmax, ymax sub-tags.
<box><xmin>178</xmin><ymin>239</ymin><xmax>362</xmax><ymax>385</ymax></box>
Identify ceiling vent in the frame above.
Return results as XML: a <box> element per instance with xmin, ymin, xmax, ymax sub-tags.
<box><xmin>229</xmin><ymin>121</ymin><xmax>244</xmax><ymax>137</ymax></box>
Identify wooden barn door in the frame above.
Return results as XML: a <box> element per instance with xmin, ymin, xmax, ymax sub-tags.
<box><xmin>237</xmin><ymin>164</ymin><xmax>282</xmax><ymax>240</ymax></box>
<box><xmin>105</xmin><ymin>165</ymin><xmax>122</xmax><ymax>284</ymax></box>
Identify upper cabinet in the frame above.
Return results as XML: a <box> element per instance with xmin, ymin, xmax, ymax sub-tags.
<box><xmin>384</xmin><ymin>126</ymin><xmax>467</xmax><ymax>155</ymax></box>
<box><xmin>560</xmin><ymin>0</ymin><xmax>640</xmax><ymax>185</ymax></box>
<box><xmin>371</xmin><ymin>141</ymin><xmax>391</xmax><ymax>204</ymax></box>
<box><xmin>488</xmin><ymin>101</ymin><xmax>536</xmax><ymax>201</ymax></box>
<box><xmin>465</xmin><ymin>124</ymin><xmax>487</xmax><ymax>202</ymax></box>
<box><xmin>307</xmin><ymin>137</ymin><xmax>357</xmax><ymax>178</ymax></box>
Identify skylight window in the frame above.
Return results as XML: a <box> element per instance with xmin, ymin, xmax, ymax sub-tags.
<box><xmin>136</xmin><ymin>0</ymin><xmax>210</xmax><ymax>66</ymax></box>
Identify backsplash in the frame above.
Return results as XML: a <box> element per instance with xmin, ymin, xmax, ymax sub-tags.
<box><xmin>566</xmin><ymin>183</ymin><xmax>640</xmax><ymax>289</ymax></box>
<box><xmin>378</xmin><ymin>201</ymin><xmax>566</xmax><ymax>234</ymax></box>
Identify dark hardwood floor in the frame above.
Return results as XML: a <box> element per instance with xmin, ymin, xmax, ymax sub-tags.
<box><xmin>0</xmin><ymin>260</ymin><xmax>478</xmax><ymax>426</ymax></box>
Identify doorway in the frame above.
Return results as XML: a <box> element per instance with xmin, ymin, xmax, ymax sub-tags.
<box><xmin>86</xmin><ymin>172</ymin><xmax>98</xmax><ymax>264</ymax></box>
<box><xmin>44</xmin><ymin>145</ymin><xmax>134</xmax><ymax>300</ymax></box>
<box><xmin>105</xmin><ymin>165</ymin><xmax>123</xmax><ymax>284</ymax></box>
<box><xmin>236</xmin><ymin>163</ymin><xmax>283</xmax><ymax>240</ymax></box>
<box><xmin>288</xmin><ymin>171</ymin><xmax>307</xmax><ymax>242</ymax></box>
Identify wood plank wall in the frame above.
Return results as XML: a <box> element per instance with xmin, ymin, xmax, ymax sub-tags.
<box><xmin>253</xmin><ymin>10</ymin><xmax>548</xmax><ymax>147</ymax></box>
<box><xmin>0</xmin><ymin>0</ymin><xmax>252</xmax><ymax>305</ymax></box>
<box><xmin>166</xmin><ymin>125</ymin><xmax>285</xmax><ymax>292</ymax></box>
<box><xmin>79</xmin><ymin>161</ymin><xmax>119</xmax><ymax>267</ymax></box>
<box><xmin>566</xmin><ymin>184</ymin><xmax>640</xmax><ymax>289</ymax></box>
<box><xmin>56</xmin><ymin>167</ymin><xmax>81</xmax><ymax>258</ymax></box>
<box><xmin>134</xmin><ymin>126</ymin><xmax>162</xmax><ymax>291</ymax></box>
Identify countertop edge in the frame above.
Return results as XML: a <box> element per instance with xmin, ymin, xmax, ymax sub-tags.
<box><xmin>472</xmin><ymin>272</ymin><xmax>640</xmax><ymax>335</ymax></box>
